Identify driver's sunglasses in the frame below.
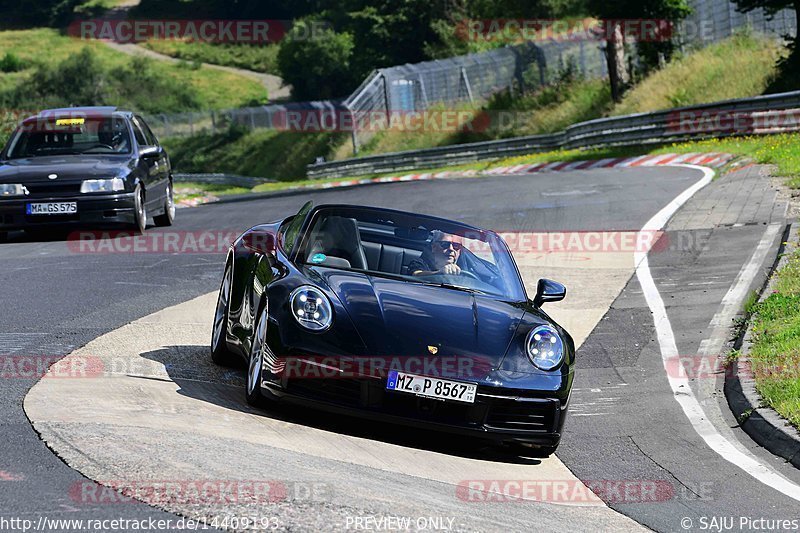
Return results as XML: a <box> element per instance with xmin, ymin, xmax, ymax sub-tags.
<box><xmin>436</xmin><ymin>241</ymin><xmax>463</xmax><ymax>251</ymax></box>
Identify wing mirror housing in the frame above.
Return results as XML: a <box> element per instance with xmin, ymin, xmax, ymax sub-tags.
<box><xmin>242</xmin><ymin>230</ymin><xmax>276</xmax><ymax>256</ymax></box>
<box><xmin>534</xmin><ymin>279</ymin><xmax>566</xmax><ymax>307</ymax></box>
<box><xmin>140</xmin><ymin>145</ymin><xmax>163</xmax><ymax>159</ymax></box>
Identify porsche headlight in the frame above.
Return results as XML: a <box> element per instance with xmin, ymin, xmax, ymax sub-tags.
<box><xmin>290</xmin><ymin>286</ymin><xmax>333</xmax><ymax>332</ymax></box>
<box><xmin>0</xmin><ymin>184</ymin><xmax>27</xmax><ymax>197</ymax></box>
<box><xmin>526</xmin><ymin>325</ymin><xmax>564</xmax><ymax>370</ymax></box>
<box><xmin>80</xmin><ymin>178</ymin><xmax>125</xmax><ymax>193</ymax></box>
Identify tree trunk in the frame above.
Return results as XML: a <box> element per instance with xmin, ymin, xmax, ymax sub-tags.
<box><xmin>605</xmin><ymin>21</ymin><xmax>630</xmax><ymax>102</ymax></box>
<box><xmin>794</xmin><ymin>0</ymin><xmax>800</xmax><ymax>64</ymax></box>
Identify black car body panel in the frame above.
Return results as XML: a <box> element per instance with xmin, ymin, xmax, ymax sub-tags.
<box><xmin>0</xmin><ymin>107</ymin><xmax>172</xmax><ymax>232</ymax></box>
<box><xmin>216</xmin><ymin>204</ymin><xmax>575</xmax><ymax>449</ymax></box>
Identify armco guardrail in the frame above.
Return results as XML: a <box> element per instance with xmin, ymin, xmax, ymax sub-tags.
<box><xmin>306</xmin><ymin>90</ymin><xmax>800</xmax><ymax>179</ymax></box>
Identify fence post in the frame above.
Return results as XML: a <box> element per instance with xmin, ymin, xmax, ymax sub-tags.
<box><xmin>381</xmin><ymin>72</ymin><xmax>390</xmax><ymax>112</ymax></box>
<box><xmin>418</xmin><ymin>76</ymin><xmax>429</xmax><ymax>108</ymax></box>
<box><xmin>460</xmin><ymin>67</ymin><xmax>474</xmax><ymax>103</ymax></box>
<box><xmin>579</xmin><ymin>41</ymin><xmax>586</xmax><ymax>78</ymax></box>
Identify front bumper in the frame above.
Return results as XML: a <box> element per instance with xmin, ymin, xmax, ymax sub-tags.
<box><xmin>0</xmin><ymin>192</ymin><xmax>137</xmax><ymax>230</ymax></box>
<box><xmin>260</xmin><ymin>362</ymin><xmax>572</xmax><ymax>447</ymax></box>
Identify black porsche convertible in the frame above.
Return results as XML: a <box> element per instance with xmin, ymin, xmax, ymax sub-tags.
<box><xmin>211</xmin><ymin>202</ymin><xmax>574</xmax><ymax>456</ymax></box>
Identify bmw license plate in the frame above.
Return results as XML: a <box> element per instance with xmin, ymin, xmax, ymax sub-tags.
<box><xmin>386</xmin><ymin>371</ymin><xmax>476</xmax><ymax>403</ymax></box>
<box><xmin>26</xmin><ymin>202</ymin><xmax>77</xmax><ymax>215</ymax></box>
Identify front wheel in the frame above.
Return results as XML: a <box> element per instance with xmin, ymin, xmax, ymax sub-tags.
<box><xmin>211</xmin><ymin>264</ymin><xmax>237</xmax><ymax>366</ymax></box>
<box><xmin>246</xmin><ymin>304</ymin><xmax>269</xmax><ymax>407</ymax></box>
<box><xmin>132</xmin><ymin>185</ymin><xmax>147</xmax><ymax>234</ymax></box>
<box><xmin>153</xmin><ymin>182</ymin><xmax>175</xmax><ymax>227</ymax></box>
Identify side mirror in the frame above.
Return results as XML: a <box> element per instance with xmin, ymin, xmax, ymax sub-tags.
<box><xmin>534</xmin><ymin>279</ymin><xmax>566</xmax><ymax>307</ymax></box>
<box><xmin>140</xmin><ymin>146</ymin><xmax>163</xmax><ymax>159</ymax></box>
<box><xmin>242</xmin><ymin>230</ymin><xmax>276</xmax><ymax>256</ymax></box>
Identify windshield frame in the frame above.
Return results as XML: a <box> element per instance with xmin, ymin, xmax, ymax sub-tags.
<box><xmin>293</xmin><ymin>205</ymin><xmax>528</xmax><ymax>302</ymax></box>
<box><xmin>2</xmin><ymin>113</ymin><xmax>134</xmax><ymax>160</ymax></box>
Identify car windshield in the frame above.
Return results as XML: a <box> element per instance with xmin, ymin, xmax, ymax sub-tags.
<box><xmin>296</xmin><ymin>207</ymin><xmax>526</xmax><ymax>300</ymax></box>
<box><xmin>4</xmin><ymin>115</ymin><xmax>132</xmax><ymax>158</ymax></box>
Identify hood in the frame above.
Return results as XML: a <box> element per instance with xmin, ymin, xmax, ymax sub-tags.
<box><xmin>313</xmin><ymin>267</ymin><xmax>525</xmax><ymax>374</ymax></box>
<box><xmin>0</xmin><ymin>156</ymin><xmax>134</xmax><ymax>183</ymax></box>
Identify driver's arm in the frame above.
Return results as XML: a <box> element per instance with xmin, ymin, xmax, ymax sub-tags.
<box><xmin>412</xmin><ymin>264</ymin><xmax>461</xmax><ymax>276</ymax></box>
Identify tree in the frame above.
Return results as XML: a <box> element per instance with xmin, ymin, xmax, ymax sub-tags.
<box><xmin>277</xmin><ymin>21</ymin><xmax>357</xmax><ymax>100</ymax></box>
<box><xmin>586</xmin><ymin>0</ymin><xmax>690</xmax><ymax>101</ymax></box>
<box><xmin>0</xmin><ymin>0</ymin><xmax>82</xmax><ymax>28</ymax></box>
<box><xmin>731</xmin><ymin>0</ymin><xmax>800</xmax><ymax>80</ymax></box>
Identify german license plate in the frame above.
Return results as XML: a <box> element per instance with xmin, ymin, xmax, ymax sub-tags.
<box><xmin>386</xmin><ymin>371</ymin><xmax>476</xmax><ymax>403</ymax></box>
<box><xmin>27</xmin><ymin>202</ymin><xmax>77</xmax><ymax>215</ymax></box>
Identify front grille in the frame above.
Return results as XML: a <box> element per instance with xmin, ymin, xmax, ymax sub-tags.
<box><xmin>382</xmin><ymin>392</ymin><xmax>487</xmax><ymax>427</ymax></box>
<box><xmin>24</xmin><ymin>213</ymin><xmax>79</xmax><ymax>223</ymax></box>
<box><xmin>25</xmin><ymin>182</ymin><xmax>82</xmax><ymax>196</ymax></box>
<box><xmin>288</xmin><ymin>378</ymin><xmax>363</xmax><ymax>406</ymax></box>
<box><xmin>485</xmin><ymin>399</ymin><xmax>559</xmax><ymax>432</ymax></box>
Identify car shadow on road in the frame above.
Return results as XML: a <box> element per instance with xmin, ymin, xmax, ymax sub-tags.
<box><xmin>141</xmin><ymin>345</ymin><xmax>544</xmax><ymax>466</ymax></box>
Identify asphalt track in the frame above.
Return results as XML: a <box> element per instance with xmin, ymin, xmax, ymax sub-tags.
<box><xmin>2</xmin><ymin>165</ymin><xmax>799</xmax><ymax>531</ymax></box>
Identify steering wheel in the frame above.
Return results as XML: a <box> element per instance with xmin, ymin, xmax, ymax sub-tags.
<box><xmin>90</xmin><ymin>144</ymin><xmax>116</xmax><ymax>150</ymax></box>
<box><xmin>459</xmin><ymin>270</ymin><xmax>480</xmax><ymax>281</ymax></box>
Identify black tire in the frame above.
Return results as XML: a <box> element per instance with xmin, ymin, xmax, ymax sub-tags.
<box><xmin>211</xmin><ymin>264</ymin><xmax>237</xmax><ymax>366</ymax></box>
<box><xmin>246</xmin><ymin>303</ymin><xmax>269</xmax><ymax>408</ymax></box>
<box><xmin>153</xmin><ymin>181</ymin><xmax>175</xmax><ymax>227</ymax></box>
<box><xmin>132</xmin><ymin>185</ymin><xmax>147</xmax><ymax>234</ymax></box>
<box><xmin>0</xmin><ymin>231</ymin><xmax>7</xmax><ymax>243</ymax></box>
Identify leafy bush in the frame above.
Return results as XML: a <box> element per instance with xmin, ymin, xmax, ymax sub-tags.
<box><xmin>0</xmin><ymin>48</ymin><xmax>202</xmax><ymax>113</ymax></box>
<box><xmin>0</xmin><ymin>52</ymin><xmax>24</xmax><ymax>72</ymax></box>
<box><xmin>143</xmin><ymin>40</ymin><xmax>280</xmax><ymax>75</ymax></box>
<box><xmin>277</xmin><ymin>21</ymin><xmax>357</xmax><ymax>100</ymax></box>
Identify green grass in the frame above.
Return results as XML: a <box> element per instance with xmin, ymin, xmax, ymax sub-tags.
<box><xmin>335</xmin><ymin>33</ymin><xmax>782</xmax><ymax>160</ymax></box>
<box><xmin>163</xmin><ymin>127</ymin><xmax>346</xmax><ymax>181</ymax></box>
<box><xmin>613</xmin><ymin>33</ymin><xmax>782</xmax><ymax>114</ymax></box>
<box><xmin>73</xmin><ymin>0</ymin><xmax>130</xmax><ymax>16</ymax></box>
<box><xmin>159</xmin><ymin>33</ymin><xmax>796</xmax><ymax>187</ymax></box>
<box><xmin>175</xmin><ymin>182</ymin><xmax>250</xmax><ymax>195</ymax></box>
<box><xmin>142</xmin><ymin>40</ymin><xmax>280</xmax><ymax>75</ymax></box>
<box><xmin>0</xmin><ymin>29</ymin><xmax>267</xmax><ymax>111</ymax></box>
<box><xmin>747</xmin><ymin>247</ymin><xmax>800</xmax><ymax>429</ymax></box>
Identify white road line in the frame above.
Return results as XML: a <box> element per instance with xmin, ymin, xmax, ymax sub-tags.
<box><xmin>634</xmin><ymin>164</ymin><xmax>800</xmax><ymax>502</ymax></box>
<box><xmin>698</xmin><ymin>223</ymin><xmax>782</xmax><ymax>357</ymax></box>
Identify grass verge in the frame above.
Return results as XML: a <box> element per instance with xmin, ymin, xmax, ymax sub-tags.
<box><xmin>162</xmin><ymin>127</ymin><xmax>346</xmax><ymax>182</ymax></box>
<box><xmin>746</xmin><ymin>247</ymin><xmax>800</xmax><ymax>430</ymax></box>
<box><xmin>0</xmin><ymin>29</ymin><xmax>267</xmax><ymax>113</ymax></box>
<box><xmin>142</xmin><ymin>40</ymin><xmax>280</xmax><ymax>75</ymax></box>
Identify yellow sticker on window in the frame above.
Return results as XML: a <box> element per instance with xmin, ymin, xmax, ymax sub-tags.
<box><xmin>55</xmin><ymin>118</ymin><xmax>85</xmax><ymax>126</ymax></box>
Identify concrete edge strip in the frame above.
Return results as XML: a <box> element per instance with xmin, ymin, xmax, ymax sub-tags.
<box><xmin>725</xmin><ymin>223</ymin><xmax>800</xmax><ymax>469</ymax></box>
<box><xmin>183</xmin><ymin>153</ymin><xmax>735</xmax><ymax>208</ymax></box>
<box><xmin>634</xmin><ymin>164</ymin><xmax>800</xmax><ymax>501</ymax></box>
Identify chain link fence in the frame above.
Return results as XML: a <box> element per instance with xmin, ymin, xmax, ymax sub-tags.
<box><xmin>141</xmin><ymin>0</ymin><xmax>797</xmax><ymax>153</ymax></box>
<box><xmin>144</xmin><ymin>40</ymin><xmax>608</xmax><ymax>154</ymax></box>
<box><xmin>679</xmin><ymin>0</ymin><xmax>796</xmax><ymax>45</ymax></box>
